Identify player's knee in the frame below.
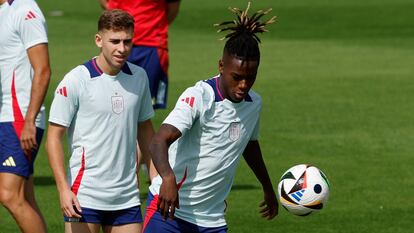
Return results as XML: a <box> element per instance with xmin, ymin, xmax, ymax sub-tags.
<box><xmin>0</xmin><ymin>188</ymin><xmax>22</xmax><ymax>209</ymax></box>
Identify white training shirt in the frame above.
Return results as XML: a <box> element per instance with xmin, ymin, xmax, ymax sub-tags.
<box><xmin>149</xmin><ymin>76</ymin><xmax>262</xmax><ymax>227</ymax></box>
<box><xmin>49</xmin><ymin>59</ymin><xmax>154</xmax><ymax>210</ymax></box>
<box><xmin>0</xmin><ymin>0</ymin><xmax>48</xmax><ymax>129</ymax></box>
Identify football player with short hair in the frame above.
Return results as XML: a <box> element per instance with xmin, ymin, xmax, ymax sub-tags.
<box><xmin>46</xmin><ymin>9</ymin><xmax>156</xmax><ymax>233</ymax></box>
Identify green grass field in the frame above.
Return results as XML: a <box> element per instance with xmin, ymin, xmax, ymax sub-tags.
<box><xmin>1</xmin><ymin>0</ymin><xmax>414</xmax><ymax>232</ymax></box>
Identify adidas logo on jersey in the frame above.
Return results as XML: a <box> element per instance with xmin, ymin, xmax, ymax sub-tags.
<box><xmin>180</xmin><ymin>96</ymin><xmax>195</xmax><ymax>107</ymax></box>
<box><xmin>2</xmin><ymin>156</ymin><xmax>16</xmax><ymax>167</ymax></box>
<box><xmin>57</xmin><ymin>86</ymin><xmax>67</xmax><ymax>97</ymax></box>
<box><xmin>25</xmin><ymin>11</ymin><xmax>36</xmax><ymax>20</ymax></box>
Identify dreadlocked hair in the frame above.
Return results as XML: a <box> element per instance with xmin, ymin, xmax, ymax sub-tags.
<box><xmin>214</xmin><ymin>2</ymin><xmax>277</xmax><ymax>61</ymax></box>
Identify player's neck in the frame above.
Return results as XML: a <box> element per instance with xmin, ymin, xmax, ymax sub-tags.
<box><xmin>217</xmin><ymin>75</ymin><xmax>229</xmax><ymax>100</ymax></box>
<box><xmin>95</xmin><ymin>54</ymin><xmax>121</xmax><ymax>76</ymax></box>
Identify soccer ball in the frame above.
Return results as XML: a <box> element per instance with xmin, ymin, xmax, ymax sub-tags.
<box><xmin>277</xmin><ymin>164</ymin><xmax>330</xmax><ymax>216</ymax></box>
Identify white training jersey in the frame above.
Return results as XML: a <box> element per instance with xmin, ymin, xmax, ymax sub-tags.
<box><xmin>0</xmin><ymin>0</ymin><xmax>48</xmax><ymax>129</ymax></box>
<box><xmin>49</xmin><ymin>59</ymin><xmax>154</xmax><ymax>210</ymax></box>
<box><xmin>149</xmin><ymin>76</ymin><xmax>262</xmax><ymax>227</ymax></box>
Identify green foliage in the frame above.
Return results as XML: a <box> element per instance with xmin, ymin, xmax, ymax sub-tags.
<box><xmin>1</xmin><ymin>0</ymin><xmax>413</xmax><ymax>232</ymax></box>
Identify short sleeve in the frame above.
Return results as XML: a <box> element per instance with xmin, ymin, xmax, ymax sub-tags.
<box><xmin>138</xmin><ymin>70</ymin><xmax>155</xmax><ymax>122</ymax></box>
<box><xmin>250</xmin><ymin>94</ymin><xmax>262</xmax><ymax>140</ymax></box>
<box><xmin>250</xmin><ymin>117</ymin><xmax>260</xmax><ymax>140</ymax></box>
<box><xmin>15</xmin><ymin>4</ymin><xmax>48</xmax><ymax>50</ymax></box>
<box><xmin>163</xmin><ymin>86</ymin><xmax>203</xmax><ymax>134</ymax></box>
<box><xmin>49</xmin><ymin>70</ymin><xmax>81</xmax><ymax>127</ymax></box>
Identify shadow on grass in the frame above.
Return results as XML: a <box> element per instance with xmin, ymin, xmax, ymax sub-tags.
<box><xmin>231</xmin><ymin>184</ymin><xmax>259</xmax><ymax>191</ymax></box>
<box><xmin>34</xmin><ymin>176</ymin><xmax>55</xmax><ymax>186</ymax></box>
<box><xmin>140</xmin><ymin>191</ymin><xmax>149</xmax><ymax>200</ymax></box>
<box><xmin>139</xmin><ymin>184</ymin><xmax>259</xmax><ymax>201</ymax></box>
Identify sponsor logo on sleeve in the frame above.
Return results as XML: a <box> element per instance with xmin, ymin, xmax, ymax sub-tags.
<box><xmin>180</xmin><ymin>96</ymin><xmax>195</xmax><ymax>107</ymax></box>
<box><xmin>25</xmin><ymin>11</ymin><xmax>37</xmax><ymax>20</ymax></box>
<box><xmin>56</xmin><ymin>86</ymin><xmax>67</xmax><ymax>97</ymax></box>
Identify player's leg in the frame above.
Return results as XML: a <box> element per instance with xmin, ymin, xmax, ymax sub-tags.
<box><xmin>153</xmin><ymin>47</ymin><xmax>169</xmax><ymax>109</ymax></box>
<box><xmin>144</xmin><ymin>206</ymin><xmax>227</xmax><ymax>233</ymax></box>
<box><xmin>64</xmin><ymin>207</ymin><xmax>102</xmax><ymax>233</ymax></box>
<box><xmin>102</xmin><ymin>223</ymin><xmax>142</xmax><ymax>233</ymax></box>
<box><xmin>127</xmin><ymin>46</ymin><xmax>169</xmax><ymax>109</ymax></box>
<box><xmin>145</xmin><ymin>190</ymin><xmax>226</xmax><ymax>233</ymax></box>
<box><xmin>100</xmin><ymin>205</ymin><xmax>143</xmax><ymax>233</ymax></box>
<box><xmin>0</xmin><ymin>173</ymin><xmax>47</xmax><ymax>233</ymax></box>
<box><xmin>145</xmin><ymin>212</ymin><xmax>228</xmax><ymax>233</ymax></box>
<box><xmin>143</xmin><ymin>193</ymin><xmax>228</xmax><ymax>233</ymax></box>
<box><xmin>24</xmin><ymin>127</ymin><xmax>47</xmax><ymax>230</ymax></box>
<box><xmin>65</xmin><ymin>222</ymin><xmax>101</xmax><ymax>233</ymax></box>
<box><xmin>196</xmin><ymin>224</ymin><xmax>228</xmax><ymax>233</ymax></box>
<box><xmin>25</xmin><ymin>175</ymin><xmax>47</xmax><ymax>230</ymax></box>
<box><xmin>0</xmin><ymin>123</ymin><xmax>46</xmax><ymax>233</ymax></box>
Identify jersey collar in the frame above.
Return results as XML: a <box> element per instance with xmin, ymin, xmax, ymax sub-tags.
<box><xmin>205</xmin><ymin>76</ymin><xmax>252</xmax><ymax>102</ymax></box>
<box><xmin>83</xmin><ymin>58</ymin><xmax>132</xmax><ymax>78</ymax></box>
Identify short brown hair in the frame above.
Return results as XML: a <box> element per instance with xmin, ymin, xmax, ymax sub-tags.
<box><xmin>98</xmin><ymin>9</ymin><xmax>134</xmax><ymax>32</ymax></box>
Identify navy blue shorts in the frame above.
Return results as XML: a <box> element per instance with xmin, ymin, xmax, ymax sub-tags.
<box><xmin>64</xmin><ymin>205</ymin><xmax>143</xmax><ymax>226</ymax></box>
<box><xmin>0</xmin><ymin>122</ymin><xmax>44</xmax><ymax>178</ymax></box>
<box><xmin>143</xmin><ymin>192</ymin><xmax>227</xmax><ymax>233</ymax></box>
<box><xmin>128</xmin><ymin>45</ymin><xmax>169</xmax><ymax>109</ymax></box>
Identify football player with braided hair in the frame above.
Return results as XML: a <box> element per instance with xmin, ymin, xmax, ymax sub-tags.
<box><xmin>144</xmin><ymin>2</ymin><xmax>278</xmax><ymax>233</ymax></box>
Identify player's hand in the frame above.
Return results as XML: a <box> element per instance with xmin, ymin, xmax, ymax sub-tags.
<box><xmin>20</xmin><ymin>121</ymin><xmax>38</xmax><ymax>156</ymax></box>
<box><xmin>158</xmin><ymin>174</ymin><xmax>179</xmax><ymax>220</ymax></box>
<box><xmin>260</xmin><ymin>189</ymin><xmax>278</xmax><ymax>220</ymax></box>
<box><xmin>59</xmin><ymin>188</ymin><xmax>82</xmax><ymax>218</ymax></box>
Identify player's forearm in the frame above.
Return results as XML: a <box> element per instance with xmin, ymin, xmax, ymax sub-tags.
<box><xmin>25</xmin><ymin>68</ymin><xmax>51</xmax><ymax>123</ymax></box>
<box><xmin>46</xmin><ymin>130</ymin><xmax>70</xmax><ymax>192</ymax></box>
<box><xmin>243</xmin><ymin>141</ymin><xmax>274</xmax><ymax>192</ymax></box>
<box><xmin>138</xmin><ymin>120</ymin><xmax>158</xmax><ymax>180</ymax></box>
<box><xmin>25</xmin><ymin>43</ymin><xmax>51</xmax><ymax>123</ymax></box>
<box><xmin>149</xmin><ymin>135</ymin><xmax>174</xmax><ymax>179</ymax></box>
<box><xmin>149</xmin><ymin>124</ymin><xmax>181</xmax><ymax>179</ymax></box>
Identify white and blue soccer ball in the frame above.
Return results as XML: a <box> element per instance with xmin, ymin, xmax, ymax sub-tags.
<box><xmin>277</xmin><ymin>164</ymin><xmax>330</xmax><ymax>216</ymax></box>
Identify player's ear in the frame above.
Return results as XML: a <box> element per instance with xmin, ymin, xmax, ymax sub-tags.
<box><xmin>95</xmin><ymin>33</ymin><xmax>103</xmax><ymax>48</ymax></box>
<box><xmin>219</xmin><ymin>59</ymin><xmax>224</xmax><ymax>74</ymax></box>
